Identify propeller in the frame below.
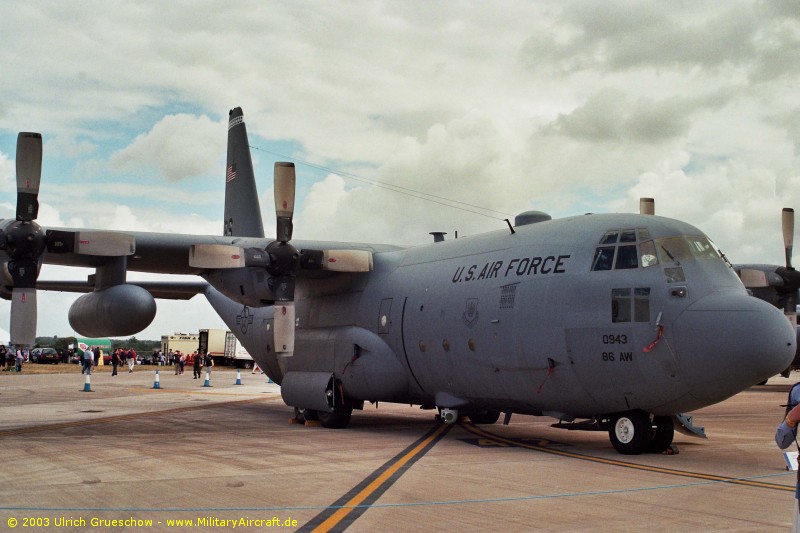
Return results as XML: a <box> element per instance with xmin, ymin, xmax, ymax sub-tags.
<box><xmin>778</xmin><ymin>207</ymin><xmax>800</xmax><ymax>328</ymax></box>
<box><xmin>1</xmin><ymin>133</ymin><xmax>135</xmax><ymax>347</ymax></box>
<box><xmin>190</xmin><ymin>162</ymin><xmax>373</xmax><ymax>355</ymax></box>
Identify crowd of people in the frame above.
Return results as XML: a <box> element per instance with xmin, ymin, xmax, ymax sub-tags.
<box><xmin>168</xmin><ymin>349</ymin><xmax>213</xmax><ymax>378</ymax></box>
<box><xmin>0</xmin><ymin>346</ymin><xmax>245</xmax><ymax>378</ymax></box>
<box><xmin>0</xmin><ymin>345</ymin><xmax>27</xmax><ymax>372</ymax></box>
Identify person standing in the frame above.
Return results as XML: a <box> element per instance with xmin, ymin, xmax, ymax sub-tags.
<box><xmin>776</xmin><ymin>387</ymin><xmax>800</xmax><ymax>531</ymax></box>
<box><xmin>192</xmin><ymin>351</ymin><xmax>201</xmax><ymax>379</ymax></box>
<box><xmin>0</xmin><ymin>344</ymin><xmax>6</xmax><ymax>371</ymax></box>
<box><xmin>204</xmin><ymin>350</ymin><xmax>213</xmax><ymax>377</ymax></box>
<box><xmin>15</xmin><ymin>348</ymin><xmax>24</xmax><ymax>372</ymax></box>
<box><xmin>82</xmin><ymin>347</ymin><xmax>94</xmax><ymax>375</ymax></box>
<box><xmin>174</xmin><ymin>351</ymin><xmax>182</xmax><ymax>375</ymax></box>
<box><xmin>111</xmin><ymin>348</ymin><xmax>120</xmax><ymax>376</ymax></box>
<box><xmin>128</xmin><ymin>348</ymin><xmax>137</xmax><ymax>373</ymax></box>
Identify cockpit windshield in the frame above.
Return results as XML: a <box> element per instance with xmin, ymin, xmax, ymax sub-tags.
<box><xmin>656</xmin><ymin>235</ymin><xmax>723</xmax><ymax>264</ymax></box>
<box><xmin>591</xmin><ymin>230</ymin><xmax>724</xmax><ymax>272</ymax></box>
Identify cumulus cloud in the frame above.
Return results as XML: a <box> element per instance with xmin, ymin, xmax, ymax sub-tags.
<box><xmin>109</xmin><ymin>113</ymin><xmax>222</xmax><ymax>182</ymax></box>
<box><xmin>1</xmin><ymin>1</ymin><xmax>800</xmax><ymax>335</ymax></box>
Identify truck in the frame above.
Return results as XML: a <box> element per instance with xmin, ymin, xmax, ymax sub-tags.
<box><xmin>223</xmin><ymin>331</ymin><xmax>254</xmax><ymax>369</ymax></box>
<box><xmin>197</xmin><ymin>329</ymin><xmax>227</xmax><ymax>365</ymax></box>
<box><xmin>73</xmin><ymin>337</ymin><xmax>112</xmax><ymax>365</ymax></box>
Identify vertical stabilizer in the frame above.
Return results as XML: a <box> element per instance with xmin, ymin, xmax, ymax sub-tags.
<box><xmin>224</xmin><ymin>107</ymin><xmax>265</xmax><ymax>238</ymax></box>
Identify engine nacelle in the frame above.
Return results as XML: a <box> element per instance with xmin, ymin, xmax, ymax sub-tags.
<box><xmin>68</xmin><ymin>284</ymin><xmax>156</xmax><ymax>337</ymax></box>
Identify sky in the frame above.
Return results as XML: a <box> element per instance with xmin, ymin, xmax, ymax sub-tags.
<box><xmin>0</xmin><ymin>1</ymin><xmax>798</xmax><ymax>340</ymax></box>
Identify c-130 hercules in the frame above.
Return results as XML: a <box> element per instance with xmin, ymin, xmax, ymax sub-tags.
<box><xmin>2</xmin><ymin>108</ymin><xmax>794</xmax><ymax>455</ymax></box>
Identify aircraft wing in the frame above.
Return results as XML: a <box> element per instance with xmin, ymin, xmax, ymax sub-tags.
<box><xmin>36</xmin><ymin>278</ymin><xmax>209</xmax><ymax>300</ymax></box>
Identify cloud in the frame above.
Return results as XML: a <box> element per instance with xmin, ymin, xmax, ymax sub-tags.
<box><xmin>109</xmin><ymin>113</ymin><xmax>223</xmax><ymax>182</ymax></box>
<box><xmin>1</xmin><ymin>1</ymin><xmax>800</xmax><ymax>338</ymax></box>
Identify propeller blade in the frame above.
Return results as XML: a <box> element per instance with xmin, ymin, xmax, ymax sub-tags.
<box><xmin>639</xmin><ymin>197</ymin><xmax>655</xmax><ymax>216</ymax></box>
<box><xmin>10</xmin><ymin>288</ymin><xmax>36</xmax><ymax>346</ymax></box>
<box><xmin>783</xmin><ymin>208</ymin><xmax>794</xmax><ymax>270</ymax></box>
<box><xmin>273</xmin><ymin>302</ymin><xmax>295</xmax><ymax>354</ymax></box>
<box><xmin>16</xmin><ymin>132</ymin><xmax>42</xmax><ymax>222</ymax></box>
<box><xmin>45</xmin><ymin>230</ymin><xmax>135</xmax><ymax>256</ymax></box>
<box><xmin>189</xmin><ymin>244</ymin><xmax>246</xmax><ymax>269</ymax></box>
<box><xmin>274</xmin><ymin>162</ymin><xmax>296</xmax><ymax>243</ymax></box>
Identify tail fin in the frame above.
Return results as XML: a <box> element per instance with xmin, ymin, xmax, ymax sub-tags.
<box><xmin>224</xmin><ymin>107</ymin><xmax>265</xmax><ymax>238</ymax></box>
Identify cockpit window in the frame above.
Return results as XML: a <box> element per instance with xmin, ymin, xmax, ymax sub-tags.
<box><xmin>600</xmin><ymin>231</ymin><xmax>619</xmax><ymax>245</ymax></box>
<box><xmin>656</xmin><ymin>235</ymin><xmax>721</xmax><ymax>264</ymax></box>
<box><xmin>686</xmin><ymin>236</ymin><xmax>722</xmax><ymax>260</ymax></box>
<box><xmin>639</xmin><ymin>240</ymin><xmax>658</xmax><ymax>267</ymax></box>
<box><xmin>615</xmin><ymin>245</ymin><xmax>638</xmax><ymax>269</ymax></box>
<box><xmin>592</xmin><ymin>246</ymin><xmax>615</xmax><ymax>271</ymax></box>
<box><xmin>592</xmin><ymin>228</ymin><xmax>654</xmax><ymax>271</ymax></box>
<box><xmin>620</xmin><ymin>230</ymin><xmax>637</xmax><ymax>243</ymax></box>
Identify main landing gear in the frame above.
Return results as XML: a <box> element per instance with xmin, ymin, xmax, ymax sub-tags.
<box><xmin>608</xmin><ymin>410</ymin><xmax>674</xmax><ymax>455</ymax></box>
<box><xmin>293</xmin><ymin>400</ymin><xmax>354</xmax><ymax>429</ymax></box>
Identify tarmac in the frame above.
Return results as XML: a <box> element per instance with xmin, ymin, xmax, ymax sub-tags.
<box><xmin>0</xmin><ymin>363</ymin><xmax>797</xmax><ymax>532</ymax></box>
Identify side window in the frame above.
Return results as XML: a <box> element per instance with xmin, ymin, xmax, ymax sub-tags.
<box><xmin>634</xmin><ymin>288</ymin><xmax>650</xmax><ymax>322</ymax></box>
<box><xmin>612</xmin><ymin>289</ymin><xmax>632</xmax><ymax>323</ymax></box>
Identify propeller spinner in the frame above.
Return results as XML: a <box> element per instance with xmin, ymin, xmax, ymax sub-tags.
<box><xmin>190</xmin><ymin>162</ymin><xmax>372</xmax><ymax>355</ymax></box>
<box><xmin>2</xmin><ymin>133</ymin><xmax>45</xmax><ymax>346</ymax></box>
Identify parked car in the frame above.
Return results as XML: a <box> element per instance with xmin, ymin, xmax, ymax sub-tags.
<box><xmin>30</xmin><ymin>348</ymin><xmax>60</xmax><ymax>364</ymax></box>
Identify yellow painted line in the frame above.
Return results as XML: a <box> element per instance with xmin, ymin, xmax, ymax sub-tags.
<box><xmin>461</xmin><ymin>423</ymin><xmax>792</xmax><ymax>492</ymax></box>
<box><xmin>311</xmin><ymin>423</ymin><xmax>449</xmax><ymax>533</ymax></box>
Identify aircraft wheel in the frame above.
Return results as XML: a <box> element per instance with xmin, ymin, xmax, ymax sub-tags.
<box><xmin>467</xmin><ymin>410</ymin><xmax>501</xmax><ymax>424</ymax></box>
<box><xmin>647</xmin><ymin>415</ymin><xmax>675</xmax><ymax>454</ymax></box>
<box><xmin>317</xmin><ymin>399</ymin><xmax>353</xmax><ymax>429</ymax></box>
<box><xmin>608</xmin><ymin>410</ymin><xmax>652</xmax><ymax>455</ymax></box>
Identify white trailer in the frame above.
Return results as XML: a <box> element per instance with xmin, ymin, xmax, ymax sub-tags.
<box><xmin>224</xmin><ymin>331</ymin><xmax>254</xmax><ymax>369</ymax></box>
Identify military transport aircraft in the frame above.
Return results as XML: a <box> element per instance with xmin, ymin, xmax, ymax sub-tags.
<box><xmin>2</xmin><ymin>108</ymin><xmax>794</xmax><ymax>455</ymax></box>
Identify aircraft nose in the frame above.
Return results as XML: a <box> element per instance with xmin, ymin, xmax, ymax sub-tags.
<box><xmin>672</xmin><ymin>291</ymin><xmax>795</xmax><ymax>403</ymax></box>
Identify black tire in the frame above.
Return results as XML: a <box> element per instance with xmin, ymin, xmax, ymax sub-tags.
<box><xmin>608</xmin><ymin>410</ymin><xmax>652</xmax><ymax>455</ymax></box>
<box><xmin>467</xmin><ymin>410</ymin><xmax>501</xmax><ymax>425</ymax></box>
<box><xmin>647</xmin><ymin>415</ymin><xmax>675</xmax><ymax>454</ymax></box>
<box><xmin>317</xmin><ymin>399</ymin><xmax>353</xmax><ymax>429</ymax></box>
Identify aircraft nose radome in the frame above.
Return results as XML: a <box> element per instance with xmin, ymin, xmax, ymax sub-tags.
<box><xmin>673</xmin><ymin>291</ymin><xmax>795</xmax><ymax>403</ymax></box>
